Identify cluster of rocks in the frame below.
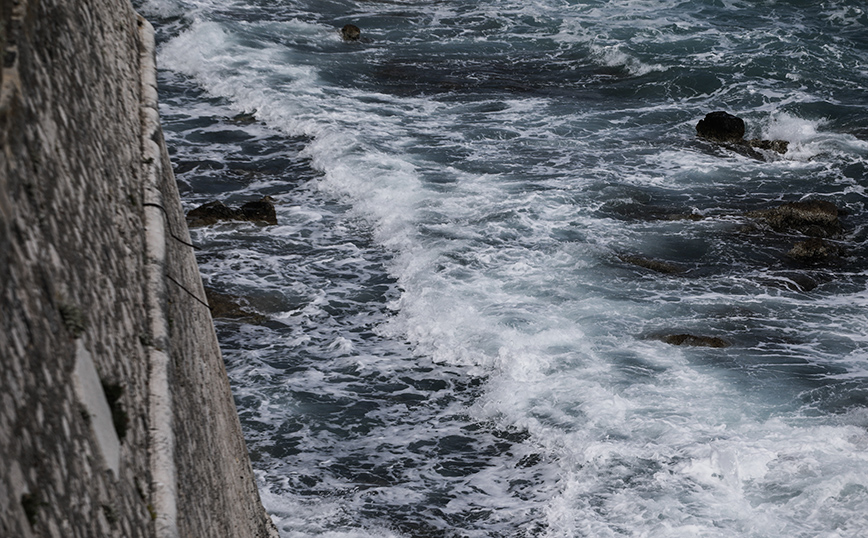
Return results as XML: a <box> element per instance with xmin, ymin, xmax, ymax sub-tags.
<box><xmin>187</xmin><ymin>197</ymin><xmax>278</xmax><ymax>321</ymax></box>
<box><xmin>186</xmin><ymin>196</ymin><xmax>277</xmax><ymax>227</ymax></box>
<box><xmin>619</xmin><ymin>198</ymin><xmax>846</xmax><ymax>275</ymax></box>
<box><xmin>186</xmin><ymin>22</ymin><xmax>362</xmax><ymax>323</ymax></box>
<box><xmin>624</xmin><ymin>111</ymin><xmax>849</xmax><ymax>349</ymax></box>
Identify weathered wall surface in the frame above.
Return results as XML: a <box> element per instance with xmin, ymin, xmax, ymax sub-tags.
<box><xmin>0</xmin><ymin>0</ymin><xmax>277</xmax><ymax>537</ymax></box>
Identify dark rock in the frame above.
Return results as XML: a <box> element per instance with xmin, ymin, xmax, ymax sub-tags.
<box><xmin>748</xmin><ymin>138</ymin><xmax>789</xmax><ymax>154</ymax></box>
<box><xmin>187</xmin><ymin>197</ymin><xmax>277</xmax><ymax>227</ymax></box>
<box><xmin>696</xmin><ymin>111</ymin><xmax>745</xmax><ymax>142</ymax></box>
<box><xmin>341</xmin><ymin>24</ymin><xmax>361</xmax><ymax>41</ymax></box>
<box><xmin>618</xmin><ymin>254</ymin><xmax>684</xmax><ymax>274</ymax></box>
<box><xmin>761</xmin><ymin>272</ymin><xmax>820</xmax><ymax>292</ymax></box>
<box><xmin>696</xmin><ymin>112</ymin><xmax>788</xmax><ymax>156</ymax></box>
<box><xmin>187</xmin><ymin>200</ymin><xmax>239</xmax><ymax>227</ymax></box>
<box><xmin>784</xmin><ymin>272</ymin><xmax>819</xmax><ymax>292</ymax></box>
<box><xmin>787</xmin><ymin>238</ymin><xmax>844</xmax><ymax>263</ymax></box>
<box><xmin>748</xmin><ymin>200</ymin><xmax>842</xmax><ymax>238</ymax></box>
<box><xmin>658</xmin><ymin>334</ymin><xmax>730</xmax><ymax>348</ymax></box>
<box><xmin>204</xmin><ymin>287</ymin><xmax>268</xmax><ymax>324</ymax></box>
<box><xmin>239</xmin><ymin>196</ymin><xmax>277</xmax><ymax>225</ymax></box>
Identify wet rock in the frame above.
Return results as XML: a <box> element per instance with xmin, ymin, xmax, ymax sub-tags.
<box><xmin>618</xmin><ymin>254</ymin><xmax>684</xmax><ymax>274</ymax></box>
<box><xmin>783</xmin><ymin>272</ymin><xmax>819</xmax><ymax>292</ymax></box>
<box><xmin>187</xmin><ymin>196</ymin><xmax>277</xmax><ymax>227</ymax></box>
<box><xmin>204</xmin><ymin>287</ymin><xmax>268</xmax><ymax>324</ymax></box>
<box><xmin>696</xmin><ymin>111</ymin><xmax>788</xmax><ymax>155</ymax></box>
<box><xmin>696</xmin><ymin>111</ymin><xmax>745</xmax><ymax>142</ymax></box>
<box><xmin>186</xmin><ymin>200</ymin><xmax>238</xmax><ymax>227</ymax></box>
<box><xmin>748</xmin><ymin>200</ymin><xmax>842</xmax><ymax>238</ymax></box>
<box><xmin>341</xmin><ymin>24</ymin><xmax>361</xmax><ymax>41</ymax></box>
<box><xmin>748</xmin><ymin>138</ymin><xmax>789</xmax><ymax>154</ymax></box>
<box><xmin>787</xmin><ymin>237</ymin><xmax>844</xmax><ymax>263</ymax></box>
<box><xmin>658</xmin><ymin>334</ymin><xmax>730</xmax><ymax>348</ymax></box>
<box><xmin>239</xmin><ymin>196</ymin><xmax>277</xmax><ymax>225</ymax></box>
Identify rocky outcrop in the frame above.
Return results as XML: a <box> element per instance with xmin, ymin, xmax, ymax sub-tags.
<box><xmin>0</xmin><ymin>0</ymin><xmax>277</xmax><ymax>536</ymax></box>
<box><xmin>696</xmin><ymin>111</ymin><xmax>789</xmax><ymax>155</ymax></box>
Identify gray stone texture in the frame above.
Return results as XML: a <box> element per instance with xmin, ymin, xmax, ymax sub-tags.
<box><xmin>0</xmin><ymin>1</ymin><xmax>277</xmax><ymax>537</ymax></box>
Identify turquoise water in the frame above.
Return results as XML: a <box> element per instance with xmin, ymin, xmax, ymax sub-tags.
<box><xmin>137</xmin><ymin>1</ymin><xmax>868</xmax><ymax>536</ymax></box>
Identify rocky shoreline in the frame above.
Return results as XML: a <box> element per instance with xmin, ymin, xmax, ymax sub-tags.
<box><xmin>613</xmin><ymin>112</ymin><xmax>854</xmax><ymax>347</ymax></box>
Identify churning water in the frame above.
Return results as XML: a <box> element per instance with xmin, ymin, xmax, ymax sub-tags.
<box><xmin>135</xmin><ymin>0</ymin><xmax>868</xmax><ymax>536</ymax></box>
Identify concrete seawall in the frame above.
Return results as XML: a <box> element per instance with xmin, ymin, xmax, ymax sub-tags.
<box><xmin>0</xmin><ymin>0</ymin><xmax>277</xmax><ymax>536</ymax></box>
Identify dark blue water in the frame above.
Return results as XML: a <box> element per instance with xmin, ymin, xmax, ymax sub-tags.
<box><xmin>137</xmin><ymin>0</ymin><xmax>868</xmax><ymax>536</ymax></box>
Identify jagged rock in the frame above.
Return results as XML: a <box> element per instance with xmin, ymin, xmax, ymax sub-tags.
<box><xmin>658</xmin><ymin>334</ymin><xmax>730</xmax><ymax>348</ymax></box>
<box><xmin>187</xmin><ymin>196</ymin><xmax>277</xmax><ymax>227</ymax></box>
<box><xmin>619</xmin><ymin>254</ymin><xmax>684</xmax><ymax>274</ymax></box>
<box><xmin>696</xmin><ymin>111</ymin><xmax>745</xmax><ymax>142</ymax></box>
<box><xmin>748</xmin><ymin>200</ymin><xmax>842</xmax><ymax>238</ymax></box>
<box><xmin>341</xmin><ymin>24</ymin><xmax>361</xmax><ymax>41</ymax></box>
<box><xmin>787</xmin><ymin>237</ymin><xmax>844</xmax><ymax>263</ymax></box>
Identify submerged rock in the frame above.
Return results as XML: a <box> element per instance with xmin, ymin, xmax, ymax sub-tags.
<box><xmin>341</xmin><ymin>24</ymin><xmax>361</xmax><ymax>41</ymax></box>
<box><xmin>204</xmin><ymin>287</ymin><xmax>268</xmax><ymax>324</ymax></box>
<box><xmin>748</xmin><ymin>200</ymin><xmax>842</xmax><ymax>238</ymax></box>
<box><xmin>599</xmin><ymin>202</ymin><xmax>705</xmax><ymax>222</ymax></box>
<box><xmin>658</xmin><ymin>333</ymin><xmax>730</xmax><ymax>348</ymax></box>
<box><xmin>187</xmin><ymin>196</ymin><xmax>277</xmax><ymax>227</ymax></box>
<box><xmin>618</xmin><ymin>254</ymin><xmax>684</xmax><ymax>274</ymax></box>
<box><xmin>759</xmin><ymin>271</ymin><xmax>820</xmax><ymax>292</ymax></box>
<box><xmin>787</xmin><ymin>237</ymin><xmax>845</xmax><ymax>263</ymax></box>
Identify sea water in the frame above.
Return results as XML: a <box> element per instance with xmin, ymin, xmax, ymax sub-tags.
<box><xmin>134</xmin><ymin>1</ymin><xmax>868</xmax><ymax>536</ymax></box>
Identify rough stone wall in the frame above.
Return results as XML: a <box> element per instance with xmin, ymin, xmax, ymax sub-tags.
<box><xmin>0</xmin><ymin>1</ymin><xmax>276</xmax><ymax>537</ymax></box>
<box><xmin>141</xmin><ymin>31</ymin><xmax>277</xmax><ymax>538</ymax></box>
